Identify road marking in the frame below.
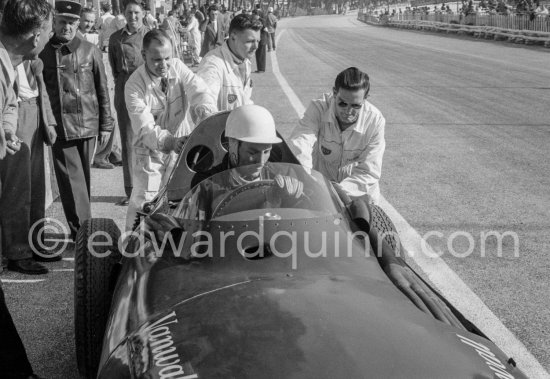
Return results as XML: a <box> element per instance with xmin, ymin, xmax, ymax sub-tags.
<box><xmin>62</xmin><ymin>257</ymin><xmax>74</xmax><ymax>262</ymax></box>
<box><xmin>270</xmin><ymin>30</ymin><xmax>305</xmax><ymax>117</ymax></box>
<box><xmin>270</xmin><ymin>28</ymin><xmax>549</xmax><ymax>378</ymax></box>
<box><xmin>52</xmin><ymin>269</ymin><xmax>74</xmax><ymax>272</ymax></box>
<box><xmin>1</xmin><ymin>279</ymin><xmax>46</xmax><ymax>283</ymax></box>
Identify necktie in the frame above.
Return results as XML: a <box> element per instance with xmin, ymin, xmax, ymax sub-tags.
<box><xmin>161</xmin><ymin>77</ymin><xmax>168</xmax><ymax>95</ymax></box>
<box><xmin>24</xmin><ymin>61</ymin><xmax>37</xmax><ymax>91</ymax></box>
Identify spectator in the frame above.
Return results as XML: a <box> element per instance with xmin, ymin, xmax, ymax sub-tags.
<box><xmin>77</xmin><ymin>7</ymin><xmax>99</xmax><ymax>47</ymax></box>
<box><xmin>266</xmin><ymin>6</ymin><xmax>278</xmax><ymax>52</ymax></box>
<box><xmin>496</xmin><ymin>0</ymin><xmax>509</xmax><ymax>14</ymax></box>
<box><xmin>124</xmin><ymin>30</ymin><xmax>217</xmax><ymax>230</ymax></box>
<box><xmin>187</xmin><ymin>8</ymin><xmax>202</xmax><ymax>66</ymax></box>
<box><xmin>143</xmin><ymin>7</ymin><xmax>158</xmax><ymax>29</ymax></box>
<box><xmin>40</xmin><ymin>0</ymin><xmax>113</xmax><ymax>240</ymax></box>
<box><xmin>0</xmin><ymin>0</ymin><xmax>54</xmax><ymax>277</ymax></box>
<box><xmin>98</xmin><ymin>1</ymin><xmax>115</xmax><ymax>52</ymax></box>
<box><xmin>161</xmin><ymin>10</ymin><xmax>184</xmax><ymax>59</ymax></box>
<box><xmin>108</xmin><ymin>0</ymin><xmax>149</xmax><ymax>205</ymax></box>
<box><xmin>200</xmin><ymin>4</ymin><xmax>224</xmax><ymax>57</ymax></box>
<box><xmin>289</xmin><ymin>67</ymin><xmax>386</xmax><ymax>204</ymax></box>
<box><xmin>11</xmin><ymin>58</ymin><xmax>60</xmax><ymax>265</ymax></box>
<box><xmin>0</xmin><ymin>1</ymin><xmax>55</xmax><ymax>377</ymax></box>
<box><xmin>196</xmin><ymin>14</ymin><xmax>262</xmax><ymax>111</ymax></box>
<box><xmin>251</xmin><ymin>13</ymin><xmax>268</xmax><ymax>73</ymax></box>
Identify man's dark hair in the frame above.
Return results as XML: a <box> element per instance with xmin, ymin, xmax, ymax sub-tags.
<box><xmin>100</xmin><ymin>1</ymin><xmax>112</xmax><ymax>13</ymax></box>
<box><xmin>334</xmin><ymin>67</ymin><xmax>370</xmax><ymax>95</ymax></box>
<box><xmin>0</xmin><ymin>0</ymin><xmax>52</xmax><ymax>37</ymax></box>
<box><xmin>142</xmin><ymin>29</ymin><xmax>172</xmax><ymax>50</ymax></box>
<box><xmin>208</xmin><ymin>4</ymin><xmax>219</xmax><ymax>12</ymax></box>
<box><xmin>228</xmin><ymin>13</ymin><xmax>262</xmax><ymax>34</ymax></box>
<box><xmin>125</xmin><ymin>0</ymin><xmax>144</xmax><ymax>11</ymax></box>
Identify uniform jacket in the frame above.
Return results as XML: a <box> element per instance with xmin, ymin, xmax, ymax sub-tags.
<box><xmin>29</xmin><ymin>59</ymin><xmax>57</xmax><ymax>145</ymax></box>
<box><xmin>289</xmin><ymin>92</ymin><xmax>386</xmax><ymax>202</ymax></box>
<box><xmin>200</xmin><ymin>19</ymin><xmax>225</xmax><ymax>57</ymax></box>
<box><xmin>124</xmin><ymin>58</ymin><xmax>217</xmax><ymax>154</ymax></box>
<box><xmin>196</xmin><ymin>42</ymin><xmax>253</xmax><ymax>111</ymax></box>
<box><xmin>40</xmin><ymin>36</ymin><xmax>113</xmax><ymax>141</ymax></box>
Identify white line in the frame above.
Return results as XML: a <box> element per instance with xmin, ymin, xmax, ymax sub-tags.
<box><xmin>62</xmin><ymin>257</ymin><xmax>74</xmax><ymax>261</ymax></box>
<box><xmin>379</xmin><ymin>197</ymin><xmax>549</xmax><ymax>378</ymax></box>
<box><xmin>270</xmin><ymin>30</ymin><xmax>306</xmax><ymax>118</ymax></box>
<box><xmin>1</xmin><ymin>279</ymin><xmax>46</xmax><ymax>283</ymax></box>
<box><xmin>270</xmin><ymin>29</ymin><xmax>549</xmax><ymax>378</ymax></box>
<box><xmin>52</xmin><ymin>269</ymin><xmax>74</xmax><ymax>272</ymax></box>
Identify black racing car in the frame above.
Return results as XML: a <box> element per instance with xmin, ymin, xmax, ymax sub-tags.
<box><xmin>74</xmin><ymin>111</ymin><xmax>528</xmax><ymax>379</ymax></box>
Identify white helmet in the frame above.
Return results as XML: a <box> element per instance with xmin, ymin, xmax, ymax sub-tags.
<box><xmin>226</xmin><ymin>105</ymin><xmax>282</xmax><ymax>144</ymax></box>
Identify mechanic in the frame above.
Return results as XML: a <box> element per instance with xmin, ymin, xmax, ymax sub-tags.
<box><xmin>124</xmin><ymin>29</ymin><xmax>217</xmax><ymax>231</ymax></box>
<box><xmin>144</xmin><ymin>105</ymin><xmax>303</xmax><ymax>236</ymax></box>
<box><xmin>196</xmin><ymin>13</ymin><xmax>262</xmax><ymax>111</ymax></box>
<box><xmin>289</xmin><ymin>67</ymin><xmax>386</xmax><ymax>204</ymax></box>
<box><xmin>0</xmin><ymin>0</ymin><xmax>53</xmax><ymax>376</ymax></box>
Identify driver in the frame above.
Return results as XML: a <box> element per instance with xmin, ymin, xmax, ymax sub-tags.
<box><xmin>144</xmin><ymin>105</ymin><xmax>304</xmax><ymax>237</ymax></box>
<box><xmin>187</xmin><ymin>104</ymin><xmax>304</xmax><ymax>219</ymax></box>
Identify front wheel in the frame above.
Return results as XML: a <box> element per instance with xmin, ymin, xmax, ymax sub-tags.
<box><xmin>74</xmin><ymin>218</ymin><xmax>121</xmax><ymax>379</ymax></box>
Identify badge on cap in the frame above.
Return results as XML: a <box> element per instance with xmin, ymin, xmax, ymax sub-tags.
<box><xmin>321</xmin><ymin>146</ymin><xmax>332</xmax><ymax>155</ymax></box>
<box><xmin>227</xmin><ymin>94</ymin><xmax>237</xmax><ymax>104</ymax></box>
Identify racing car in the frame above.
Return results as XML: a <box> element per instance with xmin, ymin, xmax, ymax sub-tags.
<box><xmin>74</xmin><ymin>111</ymin><xmax>528</xmax><ymax>378</ymax></box>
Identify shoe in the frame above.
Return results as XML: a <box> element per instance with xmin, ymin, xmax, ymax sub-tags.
<box><xmin>116</xmin><ymin>197</ymin><xmax>129</xmax><ymax>206</ymax></box>
<box><xmin>254</xmin><ymin>70</ymin><xmax>265</xmax><ymax>73</ymax></box>
<box><xmin>7</xmin><ymin>258</ymin><xmax>48</xmax><ymax>275</ymax></box>
<box><xmin>92</xmin><ymin>161</ymin><xmax>115</xmax><ymax>169</ymax></box>
<box><xmin>110</xmin><ymin>160</ymin><xmax>123</xmax><ymax>167</ymax></box>
<box><xmin>33</xmin><ymin>251</ymin><xmax>62</xmax><ymax>262</ymax></box>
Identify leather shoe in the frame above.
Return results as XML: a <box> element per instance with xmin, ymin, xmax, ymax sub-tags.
<box><xmin>92</xmin><ymin>161</ymin><xmax>115</xmax><ymax>169</ymax></box>
<box><xmin>254</xmin><ymin>70</ymin><xmax>265</xmax><ymax>73</ymax></box>
<box><xmin>7</xmin><ymin>258</ymin><xmax>48</xmax><ymax>275</ymax></box>
<box><xmin>33</xmin><ymin>251</ymin><xmax>62</xmax><ymax>262</ymax></box>
<box><xmin>116</xmin><ymin>197</ymin><xmax>129</xmax><ymax>206</ymax></box>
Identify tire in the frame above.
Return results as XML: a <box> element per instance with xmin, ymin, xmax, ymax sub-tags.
<box><xmin>370</xmin><ymin>205</ymin><xmax>488</xmax><ymax>338</ymax></box>
<box><xmin>74</xmin><ymin>218</ymin><xmax>121</xmax><ymax>379</ymax></box>
<box><xmin>370</xmin><ymin>204</ymin><xmax>399</xmax><ymax>250</ymax></box>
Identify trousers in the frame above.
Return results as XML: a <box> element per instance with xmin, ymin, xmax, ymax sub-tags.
<box><xmin>126</xmin><ymin>148</ymin><xmax>175</xmax><ymax>231</ymax></box>
<box><xmin>114</xmin><ymin>82</ymin><xmax>134</xmax><ymax>198</ymax></box>
<box><xmin>0</xmin><ymin>98</ymin><xmax>44</xmax><ymax>260</ymax></box>
<box><xmin>51</xmin><ymin>137</ymin><xmax>95</xmax><ymax>239</ymax></box>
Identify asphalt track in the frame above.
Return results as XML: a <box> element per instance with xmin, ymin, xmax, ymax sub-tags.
<box><xmin>1</xmin><ymin>13</ymin><xmax>549</xmax><ymax>378</ymax></box>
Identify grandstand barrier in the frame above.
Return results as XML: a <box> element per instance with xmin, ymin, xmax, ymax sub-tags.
<box><xmin>357</xmin><ymin>11</ymin><xmax>550</xmax><ymax>47</ymax></box>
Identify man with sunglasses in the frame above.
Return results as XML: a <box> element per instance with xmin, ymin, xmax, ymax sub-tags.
<box><xmin>289</xmin><ymin>67</ymin><xmax>385</xmax><ymax>204</ymax></box>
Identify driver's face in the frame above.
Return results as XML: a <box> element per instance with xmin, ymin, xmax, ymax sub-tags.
<box><xmin>236</xmin><ymin>142</ymin><xmax>272</xmax><ymax>179</ymax></box>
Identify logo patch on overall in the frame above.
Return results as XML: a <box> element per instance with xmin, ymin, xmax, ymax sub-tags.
<box><xmin>321</xmin><ymin>145</ymin><xmax>332</xmax><ymax>155</ymax></box>
<box><xmin>228</xmin><ymin>94</ymin><xmax>237</xmax><ymax>104</ymax></box>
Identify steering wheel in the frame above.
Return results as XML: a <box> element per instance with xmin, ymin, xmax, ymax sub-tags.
<box><xmin>211</xmin><ymin>179</ymin><xmax>314</xmax><ymax>219</ymax></box>
<box><xmin>211</xmin><ymin>180</ymin><xmax>276</xmax><ymax>219</ymax></box>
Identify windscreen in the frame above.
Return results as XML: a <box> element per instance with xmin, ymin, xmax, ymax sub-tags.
<box><xmin>172</xmin><ymin>163</ymin><xmax>344</xmax><ymax>221</ymax></box>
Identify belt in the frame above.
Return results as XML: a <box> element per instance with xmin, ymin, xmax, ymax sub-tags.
<box><xmin>19</xmin><ymin>96</ymin><xmax>38</xmax><ymax>104</ymax></box>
